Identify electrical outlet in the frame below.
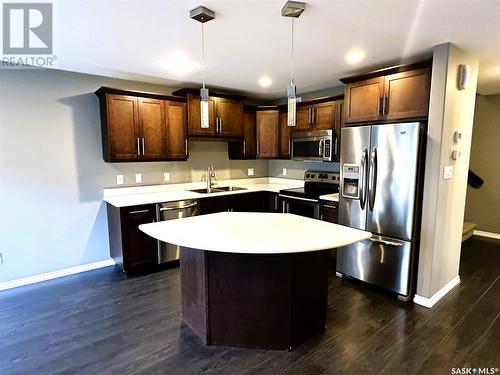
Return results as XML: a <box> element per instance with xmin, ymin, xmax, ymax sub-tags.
<box><xmin>116</xmin><ymin>175</ymin><xmax>124</xmax><ymax>185</ymax></box>
<box><xmin>282</xmin><ymin>168</ymin><xmax>287</xmax><ymax>176</ymax></box>
<box><xmin>135</xmin><ymin>173</ymin><xmax>142</xmax><ymax>183</ymax></box>
<box><xmin>163</xmin><ymin>172</ymin><xmax>170</xmax><ymax>182</ymax></box>
<box><xmin>247</xmin><ymin>168</ymin><xmax>254</xmax><ymax>176</ymax></box>
<box><xmin>443</xmin><ymin>165</ymin><xmax>453</xmax><ymax>180</ymax></box>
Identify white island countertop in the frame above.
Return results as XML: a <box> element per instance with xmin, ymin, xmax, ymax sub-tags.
<box><xmin>139</xmin><ymin>212</ymin><xmax>371</xmax><ymax>254</ymax></box>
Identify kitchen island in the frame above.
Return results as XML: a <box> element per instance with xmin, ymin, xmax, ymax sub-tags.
<box><xmin>140</xmin><ymin>212</ymin><xmax>370</xmax><ymax>350</ymax></box>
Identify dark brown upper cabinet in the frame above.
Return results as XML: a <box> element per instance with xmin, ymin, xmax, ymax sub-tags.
<box><xmin>341</xmin><ymin>63</ymin><xmax>431</xmax><ymax>124</ymax></box>
<box><xmin>96</xmin><ymin>87</ymin><xmax>188</xmax><ymax>162</ymax></box>
<box><xmin>184</xmin><ymin>92</ymin><xmax>243</xmax><ymax>138</ymax></box>
<box><xmin>383</xmin><ymin>68</ymin><xmax>431</xmax><ymax>120</ymax></box>
<box><xmin>256</xmin><ymin>109</ymin><xmax>279</xmax><ymax>158</ymax></box>
<box><xmin>278</xmin><ymin>109</ymin><xmax>291</xmax><ymax>159</ymax></box>
<box><xmin>166</xmin><ymin>101</ymin><xmax>188</xmax><ymax>160</ymax></box>
<box><xmin>229</xmin><ymin>106</ymin><xmax>257</xmax><ymax>159</ymax></box>
<box><xmin>296</xmin><ymin>101</ymin><xmax>338</xmax><ymax>131</ymax></box>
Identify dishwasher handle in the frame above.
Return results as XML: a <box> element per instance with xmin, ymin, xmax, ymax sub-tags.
<box><xmin>159</xmin><ymin>203</ymin><xmax>198</xmax><ymax>211</ymax></box>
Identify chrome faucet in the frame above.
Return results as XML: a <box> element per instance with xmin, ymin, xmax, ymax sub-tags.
<box><xmin>207</xmin><ymin>164</ymin><xmax>216</xmax><ymax>193</ymax></box>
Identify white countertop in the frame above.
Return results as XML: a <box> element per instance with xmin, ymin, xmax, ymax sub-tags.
<box><xmin>103</xmin><ymin>177</ymin><xmax>303</xmax><ymax>207</ymax></box>
<box><xmin>319</xmin><ymin>193</ymin><xmax>339</xmax><ymax>202</ymax></box>
<box><xmin>139</xmin><ymin>212</ymin><xmax>371</xmax><ymax>254</ymax></box>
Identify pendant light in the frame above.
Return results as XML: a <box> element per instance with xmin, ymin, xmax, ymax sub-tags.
<box><xmin>282</xmin><ymin>1</ymin><xmax>305</xmax><ymax>127</ymax></box>
<box><xmin>190</xmin><ymin>6</ymin><xmax>215</xmax><ymax>129</ymax></box>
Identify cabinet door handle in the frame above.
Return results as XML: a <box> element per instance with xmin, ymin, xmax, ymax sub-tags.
<box><xmin>312</xmin><ymin>107</ymin><xmax>315</xmax><ymax>125</ymax></box>
<box><xmin>141</xmin><ymin>138</ymin><xmax>145</xmax><ymax>156</ymax></box>
<box><xmin>243</xmin><ymin>140</ymin><xmax>246</xmax><ymax>155</ymax></box>
<box><xmin>378</xmin><ymin>97</ymin><xmax>383</xmax><ymax>116</ymax></box>
<box><xmin>323</xmin><ymin>204</ymin><xmax>337</xmax><ymax>209</ymax></box>
<box><xmin>136</xmin><ymin>138</ymin><xmax>141</xmax><ymax>156</ymax></box>
<box><xmin>129</xmin><ymin>209</ymin><xmax>149</xmax><ymax>214</ymax></box>
<box><xmin>219</xmin><ymin>117</ymin><xmax>222</xmax><ymax>133</ymax></box>
<box><xmin>257</xmin><ymin>140</ymin><xmax>260</xmax><ymax>155</ymax></box>
<box><xmin>185</xmin><ymin>139</ymin><xmax>188</xmax><ymax>156</ymax></box>
<box><xmin>308</xmin><ymin>107</ymin><xmax>312</xmax><ymax>124</ymax></box>
<box><xmin>383</xmin><ymin>96</ymin><xmax>388</xmax><ymax>116</ymax></box>
<box><xmin>215</xmin><ymin>118</ymin><xmax>218</xmax><ymax>133</ymax></box>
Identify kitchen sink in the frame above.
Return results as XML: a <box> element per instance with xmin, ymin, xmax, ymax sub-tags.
<box><xmin>214</xmin><ymin>186</ymin><xmax>247</xmax><ymax>192</ymax></box>
<box><xmin>189</xmin><ymin>186</ymin><xmax>247</xmax><ymax>194</ymax></box>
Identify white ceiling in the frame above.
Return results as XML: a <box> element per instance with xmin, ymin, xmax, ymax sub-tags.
<box><xmin>49</xmin><ymin>0</ymin><xmax>500</xmax><ymax>99</ymax></box>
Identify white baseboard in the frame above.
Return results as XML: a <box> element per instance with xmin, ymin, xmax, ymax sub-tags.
<box><xmin>0</xmin><ymin>259</ymin><xmax>115</xmax><ymax>292</ymax></box>
<box><xmin>473</xmin><ymin>230</ymin><xmax>500</xmax><ymax>240</ymax></box>
<box><xmin>413</xmin><ymin>275</ymin><xmax>460</xmax><ymax>308</ymax></box>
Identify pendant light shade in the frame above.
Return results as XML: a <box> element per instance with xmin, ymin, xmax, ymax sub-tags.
<box><xmin>200</xmin><ymin>87</ymin><xmax>209</xmax><ymax>128</ymax></box>
<box><xmin>282</xmin><ymin>1</ymin><xmax>305</xmax><ymax>127</ymax></box>
<box><xmin>191</xmin><ymin>6</ymin><xmax>215</xmax><ymax>129</ymax></box>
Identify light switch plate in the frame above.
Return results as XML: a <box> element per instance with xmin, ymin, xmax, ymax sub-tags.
<box><xmin>116</xmin><ymin>175</ymin><xmax>124</xmax><ymax>185</ymax></box>
<box><xmin>135</xmin><ymin>173</ymin><xmax>142</xmax><ymax>183</ymax></box>
<box><xmin>444</xmin><ymin>166</ymin><xmax>453</xmax><ymax>180</ymax></box>
<box><xmin>247</xmin><ymin>168</ymin><xmax>254</xmax><ymax>176</ymax></box>
<box><xmin>451</xmin><ymin>149</ymin><xmax>462</xmax><ymax>160</ymax></box>
<box><xmin>163</xmin><ymin>172</ymin><xmax>170</xmax><ymax>181</ymax></box>
<box><xmin>282</xmin><ymin>168</ymin><xmax>287</xmax><ymax>176</ymax></box>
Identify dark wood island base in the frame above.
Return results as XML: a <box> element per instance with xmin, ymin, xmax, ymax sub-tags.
<box><xmin>180</xmin><ymin>246</ymin><xmax>329</xmax><ymax>350</ymax></box>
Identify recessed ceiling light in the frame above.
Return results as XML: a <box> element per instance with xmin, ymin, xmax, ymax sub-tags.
<box><xmin>258</xmin><ymin>75</ymin><xmax>272</xmax><ymax>88</ymax></box>
<box><xmin>161</xmin><ymin>50</ymin><xmax>201</xmax><ymax>76</ymax></box>
<box><xmin>345</xmin><ymin>48</ymin><xmax>365</xmax><ymax>64</ymax></box>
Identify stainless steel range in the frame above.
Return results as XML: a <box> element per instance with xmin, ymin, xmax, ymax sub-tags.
<box><xmin>279</xmin><ymin>171</ymin><xmax>340</xmax><ymax>219</ymax></box>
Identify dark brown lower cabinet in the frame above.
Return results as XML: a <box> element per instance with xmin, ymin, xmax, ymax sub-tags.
<box><xmin>320</xmin><ymin>200</ymin><xmax>339</xmax><ymax>268</ymax></box>
<box><xmin>320</xmin><ymin>200</ymin><xmax>339</xmax><ymax>223</ymax></box>
<box><xmin>107</xmin><ymin>203</ymin><xmax>158</xmax><ymax>274</ymax></box>
<box><xmin>199</xmin><ymin>191</ymin><xmax>279</xmax><ymax>214</ymax></box>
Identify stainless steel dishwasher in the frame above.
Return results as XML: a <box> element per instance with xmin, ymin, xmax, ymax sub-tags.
<box><xmin>156</xmin><ymin>200</ymin><xmax>198</xmax><ymax>263</ymax></box>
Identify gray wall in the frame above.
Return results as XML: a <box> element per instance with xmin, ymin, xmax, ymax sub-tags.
<box><xmin>464</xmin><ymin>94</ymin><xmax>500</xmax><ymax>233</ymax></box>
<box><xmin>0</xmin><ymin>69</ymin><xmax>266</xmax><ymax>283</ymax></box>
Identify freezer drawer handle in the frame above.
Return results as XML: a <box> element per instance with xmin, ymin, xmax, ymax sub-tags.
<box><xmin>367</xmin><ymin>238</ymin><xmax>403</xmax><ymax>247</ymax></box>
<box><xmin>159</xmin><ymin>203</ymin><xmax>198</xmax><ymax>211</ymax></box>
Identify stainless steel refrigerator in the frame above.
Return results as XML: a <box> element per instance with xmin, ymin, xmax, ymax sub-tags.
<box><xmin>337</xmin><ymin>122</ymin><xmax>425</xmax><ymax>300</ymax></box>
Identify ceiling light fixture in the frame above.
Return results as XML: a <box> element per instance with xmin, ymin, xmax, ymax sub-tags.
<box><xmin>282</xmin><ymin>1</ymin><xmax>305</xmax><ymax>127</ymax></box>
<box><xmin>258</xmin><ymin>75</ymin><xmax>272</xmax><ymax>88</ymax></box>
<box><xmin>345</xmin><ymin>48</ymin><xmax>365</xmax><ymax>64</ymax></box>
<box><xmin>190</xmin><ymin>6</ymin><xmax>215</xmax><ymax>129</ymax></box>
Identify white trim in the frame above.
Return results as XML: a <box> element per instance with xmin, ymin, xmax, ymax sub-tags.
<box><xmin>0</xmin><ymin>259</ymin><xmax>115</xmax><ymax>292</ymax></box>
<box><xmin>473</xmin><ymin>230</ymin><xmax>500</xmax><ymax>241</ymax></box>
<box><xmin>413</xmin><ymin>275</ymin><xmax>460</xmax><ymax>308</ymax></box>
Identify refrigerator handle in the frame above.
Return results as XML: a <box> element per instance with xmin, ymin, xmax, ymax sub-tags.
<box><xmin>360</xmin><ymin>147</ymin><xmax>368</xmax><ymax>210</ymax></box>
<box><xmin>368</xmin><ymin>147</ymin><xmax>378</xmax><ymax>210</ymax></box>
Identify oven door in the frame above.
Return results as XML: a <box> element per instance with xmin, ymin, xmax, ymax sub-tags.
<box><xmin>279</xmin><ymin>194</ymin><xmax>320</xmax><ymax>219</ymax></box>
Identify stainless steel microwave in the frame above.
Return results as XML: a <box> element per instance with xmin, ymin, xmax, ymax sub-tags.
<box><xmin>292</xmin><ymin>130</ymin><xmax>336</xmax><ymax>161</ymax></box>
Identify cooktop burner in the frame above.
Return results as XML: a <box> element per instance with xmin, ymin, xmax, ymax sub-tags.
<box><xmin>279</xmin><ymin>171</ymin><xmax>340</xmax><ymax>200</ymax></box>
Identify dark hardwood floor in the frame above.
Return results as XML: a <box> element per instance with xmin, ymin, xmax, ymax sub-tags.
<box><xmin>1</xmin><ymin>236</ymin><xmax>499</xmax><ymax>374</ymax></box>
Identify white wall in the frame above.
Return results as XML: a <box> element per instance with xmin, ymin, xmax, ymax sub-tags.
<box><xmin>416</xmin><ymin>43</ymin><xmax>479</xmax><ymax>300</ymax></box>
<box><xmin>0</xmin><ymin>69</ymin><xmax>267</xmax><ymax>283</ymax></box>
